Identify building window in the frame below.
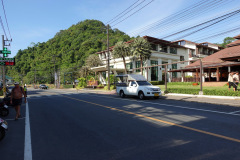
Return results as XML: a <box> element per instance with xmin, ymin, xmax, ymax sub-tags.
<box><xmin>159</xmin><ymin>45</ymin><xmax>168</xmax><ymax>53</ymax></box>
<box><xmin>102</xmin><ymin>71</ymin><xmax>106</xmax><ymax>79</ymax></box>
<box><xmin>162</xmin><ymin>61</ymin><xmax>168</xmax><ymax>68</ymax></box>
<box><xmin>178</xmin><ymin>41</ymin><xmax>186</xmax><ymax>46</ymax></box>
<box><xmin>172</xmin><ymin>63</ymin><xmax>177</xmax><ymax>70</ymax></box>
<box><xmin>151</xmin><ymin>60</ymin><xmax>158</xmax><ymax>81</ymax></box>
<box><xmin>101</xmin><ymin>53</ymin><xmax>106</xmax><ymax>59</ymax></box>
<box><xmin>172</xmin><ymin>72</ymin><xmax>177</xmax><ymax>78</ymax></box>
<box><xmin>170</xmin><ymin>47</ymin><xmax>177</xmax><ymax>54</ymax></box>
<box><xmin>180</xmin><ymin>56</ymin><xmax>184</xmax><ymax>61</ymax></box>
<box><xmin>126</xmin><ymin>62</ymin><xmax>133</xmax><ymax>70</ymax></box>
<box><xmin>151</xmin><ymin>44</ymin><xmax>158</xmax><ymax>51</ymax></box>
<box><xmin>135</xmin><ymin>61</ymin><xmax>141</xmax><ymax>72</ymax></box>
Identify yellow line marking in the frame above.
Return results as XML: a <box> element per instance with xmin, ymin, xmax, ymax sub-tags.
<box><xmin>62</xmin><ymin>95</ymin><xmax>240</xmax><ymax>143</ymax></box>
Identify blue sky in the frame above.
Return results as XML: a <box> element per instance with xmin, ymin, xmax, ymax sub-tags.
<box><xmin>1</xmin><ymin>0</ymin><xmax>240</xmax><ymax>57</ymax></box>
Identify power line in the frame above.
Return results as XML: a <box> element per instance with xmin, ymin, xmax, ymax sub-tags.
<box><xmin>111</xmin><ymin>0</ymin><xmax>155</xmax><ymax>27</ymax></box>
<box><xmin>132</xmin><ymin>0</ymin><xmax>234</xmax><ymax>37</ymax></box>
<box><xmin>0</xmin><ymin>16</ymin><xmax>7</xmax><ymax>39</ymax></box>
<box><xmin>130</xmin><ymin>0</ymin><xmax>209</xmax><ymax>36</ymax></box>
<box><xmin>162</xmin><ymin>8</ymin><xmax>240</xmax><ymax>40</ymax></box>
<box><xmin>194</xmin><ymin>26</ymin><xmax>240</xmax><ymax>42</ymax></box>
<box><xmin>106</xmin><ymin>0</ymin><xmax>141</xmax><ymax>24</ymax></box>
<box><xmin>1</xmin><ymin>0</ymin><xmax>11</xmax><ymax>40</ymax></box>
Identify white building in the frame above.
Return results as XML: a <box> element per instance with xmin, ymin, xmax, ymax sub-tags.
<box><xmin>91</xmin><ymin>36</ymin><xmax>222</xmax><ymax>84</ymax></box>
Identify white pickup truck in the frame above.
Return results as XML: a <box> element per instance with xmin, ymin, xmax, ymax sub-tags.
<box><xmin>116</xmin><ymin>74</ymin><xmax>161</xmax><ymax>100</ymax></box>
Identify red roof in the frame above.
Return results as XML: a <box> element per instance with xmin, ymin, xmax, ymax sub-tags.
<box><xmin>186</xmin><ymin>45</ymin><xmax>240</xmax><ymax>69</ymax></box>
<box><xmin>227</xmin><ymin>39</ymin><xmax>240</xmax><ymax>47</ymax></box>
<box><xmin>234</xmin><ymin>34</ymin><xmax>240</xmax><ymax>39</ymax></box>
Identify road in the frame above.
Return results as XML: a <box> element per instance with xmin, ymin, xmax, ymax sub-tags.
<box><xmin>1</xmin><ymin>88</ymin><xmax>240</xmax><ymax>160</ymax></box>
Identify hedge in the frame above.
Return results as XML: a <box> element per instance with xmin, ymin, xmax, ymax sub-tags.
<box><xmin>150</xmin><ymin>81</ymin><xmax>164</xmax><ymax>85</ymax></box>
<box><xmin>167</xmin><ymin>82</ymin><xmax>195</xmax><ymax>86</ymax></box>
<box><xmin>166</xmin><ymin>88</ymin><xmax>240</xmax><ymax>96</ymax></box>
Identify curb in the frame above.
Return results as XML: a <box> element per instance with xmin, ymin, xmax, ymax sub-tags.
<box><xmin>165</xmin><ymin>93</ymin><xmax>240</xmax><ymax>100</ymax></box>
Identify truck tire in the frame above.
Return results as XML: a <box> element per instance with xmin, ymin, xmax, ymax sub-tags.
<box><xmin>120</xmin><ymin>91</ymin><xmax>125</xmax><ymax>98</ymax></box>
<box><xmin>138</xmin><ymin>92</ymin><xmax>145</xmax><ymax>100</ymax></box>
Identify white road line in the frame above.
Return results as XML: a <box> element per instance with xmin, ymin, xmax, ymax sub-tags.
<box><xmin>229</xmin><ymin>110</ymin><xmax>240</xmax><ymax>114</ymax></box>
<box><xmin>24</xmin><ymin>102</ymin><xmax>32</xmax><ymax>160</ymax></box>
<box><xmin>78</xmin><ymin>94</ymin><xmax>240</xmax><ymax>116</ymax></box>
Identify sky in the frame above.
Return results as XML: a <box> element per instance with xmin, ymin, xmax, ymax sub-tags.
<box><xmin>1</xmin><ymin>0</ymin><xmax>240</xmax><ymax>57</ymax></box>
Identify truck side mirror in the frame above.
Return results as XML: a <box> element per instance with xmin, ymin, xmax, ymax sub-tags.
<box><xmin>133</xmin><ymin>84</ymin><xmax>137</xmax><ymax>87</ymax></box>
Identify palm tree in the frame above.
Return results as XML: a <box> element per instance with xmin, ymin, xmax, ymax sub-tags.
<box><xmin>85</xmin><ymin>54</ymin><xmax>102</xmax><ymax>68</ymax></box>
<box><xmin>112</xmin><ymin>41</ymin><xmax>131</xmax><ymax>74</ymax></box>
<box><xmin>131</xmin><ymin>37</ymin><xmax>151</xmax><ymax>75</ymax></box>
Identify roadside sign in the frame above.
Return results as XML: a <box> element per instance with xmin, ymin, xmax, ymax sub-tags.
<box><xmin>0</xmin><ymin>58</ymin><xmax>15</xmax><ymax>66</ymax></box>
<box><xmin>0</xmin><ymin>47</ymin><xmax>11</xmax><ymax>57</ymax></box>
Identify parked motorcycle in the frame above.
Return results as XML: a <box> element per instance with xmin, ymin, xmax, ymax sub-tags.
<box><xmin>0</xmin><ymin>103</ymin><xmax>9</xmax><ymax>117</ymax></box>
<box><xmin>0</xmin><ymin>118</ymin><xmax>8</xmax><ymax>141</ymax></box>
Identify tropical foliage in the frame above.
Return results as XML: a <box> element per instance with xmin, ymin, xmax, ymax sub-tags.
<box><xmin>131</xmin><ymin>37</ymin><xmax>151</xmax><ymax>74</ymax></box>
<box><xmin>112</xmin><ymin>41</ymin><xmax>131</xmax><ymax>74</ymax></box>
<box><xmin>7</xmin><ymin>19</ymin><xmax>131</xmax><ymax>84</ymax></box>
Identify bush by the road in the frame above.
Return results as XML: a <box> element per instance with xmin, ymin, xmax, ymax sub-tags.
<box><xmin>166</xmin><ymin>88</ymin><xmax>240</xmax><ymax>96</ymax></box>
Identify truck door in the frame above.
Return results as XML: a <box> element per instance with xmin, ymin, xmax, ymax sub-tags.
<box><xmin>129</xmin><ymin>81</ymin><xmax>138</xmax><ymax>95</ymax></box>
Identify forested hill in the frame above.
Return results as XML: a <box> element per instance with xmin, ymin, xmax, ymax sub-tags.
<box><xmin>7</xmin><ymin>19</ymin><xmax>131</xmax><ymax>83</ymax></box>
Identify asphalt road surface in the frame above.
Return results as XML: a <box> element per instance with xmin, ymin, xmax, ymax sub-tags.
<box><xmin>1</xmin><ymin>88</ymin><xmax>240</xmax><ymax>160</ymax></box>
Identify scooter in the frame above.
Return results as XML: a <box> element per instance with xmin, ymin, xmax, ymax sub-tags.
<box><xmin>0</xmin><ymin>103</ymin><xmax>9</xmax><ymax>117</ymax></box>
<box><xmin>0</xmin><ymin>118</ymin><xmax>8</xmax><ymax>141</ymax></box>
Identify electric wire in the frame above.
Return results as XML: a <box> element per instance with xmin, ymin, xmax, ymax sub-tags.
<box><xmin>132</xmin><ymin>0</ymin><xmax>234</xmax><ymax>37</ymax></box>
<box><xmin>106</xmin><ymin>0</ymin><xmax>141</xmax><ymax>24</ymax></box>
<box><xmin>111</xmin><ymin>0</ymin><xmax>155</xmax><ymax>27</ymax></box>
<box><xmin>109</xmin><ymin>0</ymin><xmax>147</xmax><ymax>25</ymax></box>
<box><xmin>161</xmin><ymin>8</ymin><xmax>240</xmax><ymax>39</ymax></box>
<box><xmin>0</xmin><ymin>15</ymin><xmax>7</xmax><ymax>39</ymax></box>
<box><xmin>184</xmin><ymin>14</ymin><xmax>240</xmax><ymax>42</ymax></box>
<box><xmin>194</xmin><ymin>26</ymin><xmax>240</xmax><ymax>42</ymax></box>
<box><xmin>1</xmin><ymin>0</ymin><xmax>11</xmax><ymax>40</ymax></box>
<box><xmin>130</xmin><ymin>0</ymin><xmax>209</xmax><ymax>36</ymax></box>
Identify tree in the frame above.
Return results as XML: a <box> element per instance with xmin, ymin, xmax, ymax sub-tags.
<box><xmin>221</xmin><ymin>37</ymin><xmax>235</xmax><ymax>48</ymax></box>
<box><xmin>131</xmin><ymin>37</ymin><xmax>151</xmax><ymax>74</ymax></box>
<box><xmin>85</xmin><ymin>54</ymin><xmax>102</xmax><ymax>67</ymax></box>
<box><xmin>112</xmin><ymin>41</ymin><xmax>131</xmax><ymax>74</ymax></box>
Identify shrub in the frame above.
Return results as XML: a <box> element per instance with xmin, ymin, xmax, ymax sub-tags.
<box><xmin>97</xmin><ymin>84</ymin><xmax>104</xmax><ymax>88</ymax></box>
<box><xmin>78</xmin><ymin>77</ymin><xmax>87</xmax><ymax>88</ymax></box>
<box><xmin>150</xmin><ymin>81</ymin><xmax>164</xmax><ymax>85</ymax></box>
<box><xmin>168</xmin><ymin>82</ymin><xmax>194</xmax><ymax>86</ymax></box>
<box><xmin>104</xmin><ymin>85</ymin><xmax>116</xmax><ymax>90</ymax></box>
<box><xmin>167</xmin><ymin>88</ymin><xmax>200</xmax><ymax>95</ymax></box>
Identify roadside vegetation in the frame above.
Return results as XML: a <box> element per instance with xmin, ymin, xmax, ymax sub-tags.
<box><xmin>157</xmin><ymin>82</ymin><xmax>240</xmax><ymax>96</ymax></box>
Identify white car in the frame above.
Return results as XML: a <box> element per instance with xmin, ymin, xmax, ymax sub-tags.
<box><xmin>116</xmin><ymin>74</ymin><xmax>161</xmax><ymax>100</ymax></box>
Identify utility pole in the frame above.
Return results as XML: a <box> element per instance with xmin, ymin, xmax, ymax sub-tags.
<box><xmin>107</xmin><ymin>24</ymin><xmax>110</xmax><ymax>90</ymax></box>
<box><xmin>199</xmin><ymin>59</ymin><xmax>203</xmax><ymax>95</ymax></box>
<box><xmin>2</xmin><ymin>35</ymin><xmax>6</xmax><ymax>97</ymax></box>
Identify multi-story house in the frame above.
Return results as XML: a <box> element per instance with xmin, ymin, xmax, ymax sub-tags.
<box><xmin>91</xmin><ymin>36</ymin><xmax>222</xmax><ymax>84</ymax></box>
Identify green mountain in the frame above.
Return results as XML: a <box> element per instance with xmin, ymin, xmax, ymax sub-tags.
<box><xmin>7</xmin><ymin>19</ymin><xmax>131</xmax><ymax>84</ymax></box>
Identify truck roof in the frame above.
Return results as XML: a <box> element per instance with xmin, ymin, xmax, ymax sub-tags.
<box><xmin>116</xmin><ymin>74</ymin><xmax>147</xmax><ymax>81</ymax></box>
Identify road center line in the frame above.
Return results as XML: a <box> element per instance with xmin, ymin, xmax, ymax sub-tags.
<box><xmin>24</xmin><ymin>102</ymin><xmax>32</xmax><ymax>160</ymax></box>
<box><xmin>78</xmin><ymin>93</ymin><xmax>240</xmax><ymax>116</ymax></box>
<box><xmin>62</xmin><ymin>95</ymin><xmax>240</xmax><ymax>143</ymax></box>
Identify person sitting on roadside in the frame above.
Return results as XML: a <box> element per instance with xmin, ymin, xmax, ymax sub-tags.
<box><xmin>233</xmin><ymin>71</ymin><xmax>239</xmax><ymax>91</ymax></box>
<box><xmin>228</xmin><ymin>71</ymin><xmax>234</xmax><ymax>91</ymax></box>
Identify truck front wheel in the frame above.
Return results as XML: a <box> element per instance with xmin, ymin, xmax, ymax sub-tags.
<box><xmin>120</xmin><ymin>91</ymin><xmax>125</xmax><ymax>98</ymax></box>
<box><xmin>138</xmin><ymin>92</ymin><xmax>145</xmax><ymax>100</ymax></box>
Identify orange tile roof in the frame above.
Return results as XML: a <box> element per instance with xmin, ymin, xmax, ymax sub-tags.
<box><xmin>233</xmin><ymin>34</ymin><xmax>240</xmax><ymax>39</ymax></box>
<box><xmin>186</xmin><ymin>45</ymin><xmax>240</xmax><ymax>68</ymax></box>
<box><xmin>226</xmin><ymin>39</ymin><xmax>240</xmax><ymax>47</ymax></box>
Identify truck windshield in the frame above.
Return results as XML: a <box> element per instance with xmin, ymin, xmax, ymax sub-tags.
<box><xmin>136</xmin><ymin>81</ymin><xmax>152</xmax><ymax>86</ymax></box>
